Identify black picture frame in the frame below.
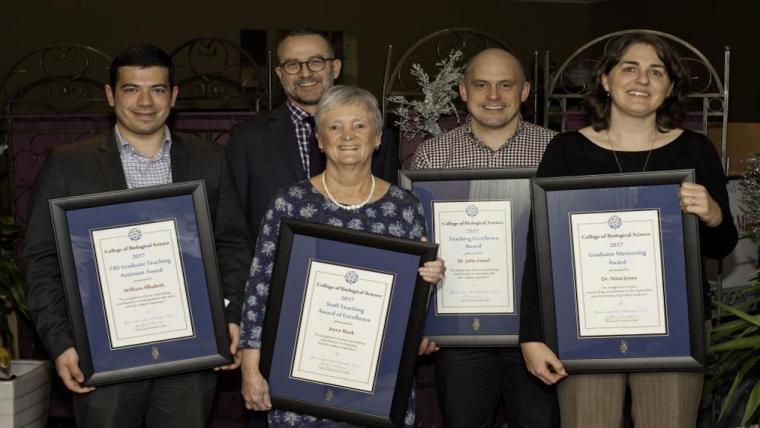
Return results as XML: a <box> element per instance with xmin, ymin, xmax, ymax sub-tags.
<box><xmin>532</xmin><ymin>170</ymin><xmax>704</xmax><ymax>372</ymax></box>
<box><xmin>259</xmin><ymin>218</ymin><xmax>437</xmax><ymax>427</ymax></box>
<box><xmin>49</xmin><ymin>181</ymin><xmax>231</xmax><ymax>386</ymax></box>
<box><xmin>399</xmin><ymin>168</ymin><xmax>535</xmax><ymax>346</ymax></box>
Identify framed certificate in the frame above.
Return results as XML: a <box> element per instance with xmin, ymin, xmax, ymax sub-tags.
<box><xmin>532</xmin><ymin>170</ymin><xmax>705</xmax><ymax>371</ymax></box>
<box><xmin>399</xmin><ymin>168</ymin><xmax>535</xmax><ymax>346</ymax></box>
<box><xmin>260</xmin><ymin>219</ymin><xmax>437</xmax><ymax>427</ymax></box>
<box><xmin>49</xmin><ymin>181</ymin><xmax>231</xmax><ymax>386</ymax></box>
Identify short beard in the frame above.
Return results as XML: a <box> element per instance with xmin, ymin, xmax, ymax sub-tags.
<box><xmin>291</xmin><ymin>94</ymin><xmax>321</xmax><ymax>106</ymax></box>
<box><xmin>286</xmin><ymin>74</ymin><xmax>335</xmax><ymax>106</ymax></box>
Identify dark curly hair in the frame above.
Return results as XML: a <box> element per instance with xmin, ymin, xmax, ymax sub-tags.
<box><xmin>584</xmin><ymin>32</ymin><xmax>690</xmax><ymax>132</ymax></box>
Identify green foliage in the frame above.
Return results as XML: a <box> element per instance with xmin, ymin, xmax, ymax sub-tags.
<box><xmin>740</xmin><ymin>153</ymin><xmax>760</xmax><ymax>246</ymax></box>
<box><xmin>707</xmin><ymin>152</ymin><xmax>760</xmax><ymax>426</ymax></box>
<box><xmin>710</xmin><ymin>282</ymin><xmax>760</xmax><ymax>426</ymax></box>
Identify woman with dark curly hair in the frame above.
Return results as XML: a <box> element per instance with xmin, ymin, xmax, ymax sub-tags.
<box><xmin>520</xmin><ymin>32</ymin><xmax>737</xmax><ymax>427</ymax></box>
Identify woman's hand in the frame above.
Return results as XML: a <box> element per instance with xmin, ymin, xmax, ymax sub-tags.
<box><xmin>215</xmin><ymin>323</ymin><xmax>242</xmax><ymax>371</ymax></box>
<box><xmin>418</xmin><ymin>337</ymin><xmax>440</xmax><ymax>355</ymax></box>
<box><xmin>418</xmin><ymin>258</ymin><xmax>445</xmax><ymax>284</ymax></box>
<box><xmin>418</xmin><ymin>238</ymin><xmax>445</xmax><ymax>284</ymax></box>
<box><xmin>240</xmin><ymin>349</ymin><xmax>272</xmax><ymax>411</ymax></box>
<box><xmin>679</xmin><ymin>182</ymin><xmax>723</xmax><ymax>227</ymax></box>
<box><xmin>520</xmin><ymin>341</ymin><xmax>567</xmax><ymax>385</ymax></box>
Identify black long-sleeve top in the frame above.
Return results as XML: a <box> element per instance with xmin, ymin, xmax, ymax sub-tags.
<box><xmin>519</xmin><ymin>130</ymin><xmax>738</xmax><ymax>342</ymax></box>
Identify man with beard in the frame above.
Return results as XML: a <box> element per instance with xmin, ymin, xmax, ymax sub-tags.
<box><xmin>226</xmin><ymin>30</ymin><xmax>400</xmax><ymax>243</ymax></box>
<box><xmin>409</xmin><ymin>48</ymin><xmax>559</xmax><ymax>427</ymax></box>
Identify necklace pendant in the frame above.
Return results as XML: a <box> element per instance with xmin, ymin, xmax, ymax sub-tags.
<box><xmin>607</xmin><ymin>131</ymin><xmax>655</xmax><ymax>174</ymax></box>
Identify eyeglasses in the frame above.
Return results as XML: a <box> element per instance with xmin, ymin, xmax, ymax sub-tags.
<box><xmin>278</xmin><ymin>57</ymin><xmax>335</xmax><ymax>75</ymax></box>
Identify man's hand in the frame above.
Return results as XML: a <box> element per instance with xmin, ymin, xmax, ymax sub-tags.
<box><xmin>215</xmin><ymin>323</ymin><xmax>242</xmax><ymax>371</ymax></box>
<box><xmin>240</xmin><ymin>349</ymin><xmax>272</xmax><ymax>411</ymax></box>
<box><xmin>55</xmin><ymin>347</ymin><xmax>95</xmax><ymax>394</ymax></box>
<box><xmin>520</xmin><ymin>341</ymin><xmax>567</xmax><ymax>385</ymax></box>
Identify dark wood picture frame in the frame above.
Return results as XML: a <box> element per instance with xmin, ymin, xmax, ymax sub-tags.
<box><xmin>532</xmin><ymin>170</ymin><xmax>704</xmax><ymax>372</ymax></box>
<box><xmin>400</xmin><ymin>167</ymin><xmax>536</xmax><ymax>346</ymax></box>
<box><xmin>260</xmin><ymin>218</ymin><xmax>437</xmax><ymax>427</ymax></box>
<box><xmin>49</xmin><ymin>181</ymin><xmax>231</xmax><ymax>386</ymax></box>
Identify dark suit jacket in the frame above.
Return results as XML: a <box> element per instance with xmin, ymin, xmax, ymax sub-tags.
<box><xmin>225</xmin><ymin>103</ymin><xmax>400</xmax><ymax>245</ymax></box>
<box><xmin>23</xmin><ymin>130</ymin><xmax>252</xmax><ymax>359</ymax></box>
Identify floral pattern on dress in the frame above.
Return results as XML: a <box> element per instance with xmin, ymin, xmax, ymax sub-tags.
<box><xmin>300</xmin><ymin>203</ymin><xmax>318</xmax><ymax>219</ymax></box>
<box><xmin>249</xmin><ymin>257</ymin><xmax>261</xmax><ymax>276</ymax></box>
<box><xmin>288</xmin><ymin>186</ymin><xmax>306</xmax><ymax>199</ymax></box>
<box><xmin>380</xmin><ymin>201</ymin><xmax>397</xmax><ymax>217</ymax></box>
<box><xmin>389</xmin><ymin>186</ymin><xmax>406</xmax><ymax>199</ymax></box>
<box><xmin>239</xmin><ymin>180</ymin><xmax>426</xmax><ymax>428</ymax></box>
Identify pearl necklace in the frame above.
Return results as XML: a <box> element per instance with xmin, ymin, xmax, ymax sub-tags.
<box><xmin>321</xmin><ymin>173</ymin><xmax>375</xmax><ymax>210</ymax></box>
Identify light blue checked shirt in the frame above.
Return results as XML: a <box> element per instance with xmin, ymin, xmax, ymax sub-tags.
<box><xmin>115</xmin><ymin>125</ymin><xmax>173</xmax><ymax>188</ymax></box>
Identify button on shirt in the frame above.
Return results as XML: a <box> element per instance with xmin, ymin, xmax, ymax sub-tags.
<box><xmin>408</xmin><ymin>118</ymin><xmax>557</xmax><ymax>169</ymax></box>
<box><xmin>115</xmin><ymin>125</ymin><xmax>173</xmax><ymax>188</ymax></box>
<box><xmin>286</xmin><ymin>101</ymin><xmax>317</xmax><ymax>177</ymax></box>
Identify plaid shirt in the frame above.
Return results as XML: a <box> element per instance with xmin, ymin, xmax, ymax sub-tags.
<box><xmin>286</xmin><ymin>101</ymin><xmax>316</xmax><ymax>176</ymax></box>
<box><xmin>115</xmin><ymin>125</ymin><xmax>173</xmax><ymax>188</ymax></box>
<box><xmin>409</xmin><ymin>118</ymin><xmax>557</xmax><ymax>169</ymax></box>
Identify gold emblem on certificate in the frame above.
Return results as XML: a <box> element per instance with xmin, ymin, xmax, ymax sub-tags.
<box><xmin>151</xmin><ymin>346</ymin><xmax>160</xmax><ymax>360</ymax></box>
<box><xmin>325</xmin><ymin>388</ymin><xmax>334</xmax><ymax>402</ymax></box>
<box><xmin>619</xmin><ymin>340</ymin><xmax>629</xmax><ymax>354</ymax></box>
<box><xmin>472</xmin><ymin>318</ymin><xmax>481</xmax><ymax>331</ymax></box>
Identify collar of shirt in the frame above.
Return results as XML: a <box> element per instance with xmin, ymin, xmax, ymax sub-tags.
<box><xmin>286</xmin><ymin>101</ymin><xmax>314</xmax><ymax>129</ymax></box>
<box><xmin>114</xmin><ymin>124</ymin><xmax>173</xmax><ymax>160</ymax></box>
<box><xmin>464</xmin><ymin>116</ymin><xmax>526</xmax><ymax>152</ymax></box>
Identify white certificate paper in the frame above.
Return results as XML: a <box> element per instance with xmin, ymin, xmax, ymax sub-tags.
<box><xmin>570</xmin><ymin>210</ymin><xmax>667</xmax><ymax>337</ymax></box>
<box><xmin>433</xmin><ymin>200</ymin><xmax>513</xmax><ymax>314</ymax></box>
<box><xmin>291</xmin><ymin>261</ymin><xmax>394</xmax><ymax>392</ymax></box>
<box><xmin>91</xmin><ymin>220</ymin><xmax>193</xmax><ymax>348</ymax></box>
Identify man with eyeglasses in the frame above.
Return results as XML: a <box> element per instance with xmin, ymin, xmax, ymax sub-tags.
<box><xmin>226</xmin><ymin>29</ymin><xmax>400</xmax><ymax>244</ymax></box>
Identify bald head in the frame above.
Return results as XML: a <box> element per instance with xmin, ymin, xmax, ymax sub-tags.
<box><xmin>458</xmin><ymin>47</ymin><xmax>530</xmax><ymax>143</ymax></box>
<box><xmin>464</xmin><ymin>48</ymin><xmax>527</xmax><ymax>83</ymax></box>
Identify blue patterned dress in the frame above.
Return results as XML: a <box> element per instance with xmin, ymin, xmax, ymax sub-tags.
<box><xmin>239</xmin><ymin>179</ymin><xmax>426</xmax><ymax>428</ymax></box>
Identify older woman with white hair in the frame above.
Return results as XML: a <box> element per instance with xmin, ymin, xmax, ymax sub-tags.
<box><xmin>238</xmin><ymin>85</ymin><xmax>444</xmax><ymax>427</ymax></box>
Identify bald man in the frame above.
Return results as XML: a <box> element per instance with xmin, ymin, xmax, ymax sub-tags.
<box><xmin>410</xmin><ymin>48</ymin><xmax>559</xmax><ymax>427</ymax></box>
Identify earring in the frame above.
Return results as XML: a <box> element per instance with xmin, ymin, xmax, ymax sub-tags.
<box><xmin>374</xmin><ymin>145</ymin><xmax>380</xmax><ymax>151</ymax></box>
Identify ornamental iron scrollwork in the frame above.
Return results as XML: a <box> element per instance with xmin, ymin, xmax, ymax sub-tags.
<box><xmin>170</xmin><ymin>37</ymin><xmax>270</xmax><ymax>112</ymax></box>
<box><xmin>543</xmin><ymin>29</ymin><xmax>729</xmax><ymax>139</ymax></box>
<box><xmin>0</xmin><ymin>44</ymin><xmax>112</xmax><ymax>115</ymax></box>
